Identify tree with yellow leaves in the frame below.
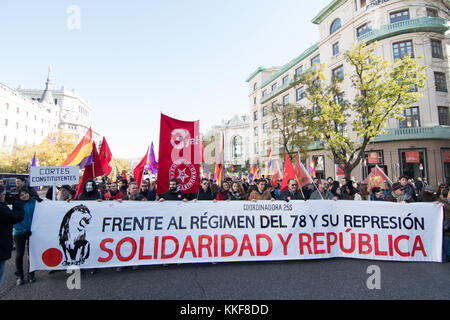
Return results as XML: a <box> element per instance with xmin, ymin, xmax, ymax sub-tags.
<box><xmin>295</xmin><ymin>42</ymin><xmax>427</xmax><ymax>179</ymax></box>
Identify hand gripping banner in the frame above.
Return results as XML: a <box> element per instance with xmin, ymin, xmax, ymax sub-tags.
<box><xmin>29</xmin><ymin>200</ymin><xmax>443</xmax><ymax>271</ymax></box>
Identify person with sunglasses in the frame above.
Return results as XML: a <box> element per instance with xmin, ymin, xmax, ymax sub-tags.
<box><xmin>279</xmin><ymin>179</ymin><xmax>304</xmax><ymax>201</ymax></box>
<box><xmin>194</xmin><ymin>178</ymin><xmax>216</xmax><ymax>201</ymax></box>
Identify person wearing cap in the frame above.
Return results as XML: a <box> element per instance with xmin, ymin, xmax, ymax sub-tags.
<box><xmin>417</xmin><ymin>185</ymin><xmax>438</xmax><ymax>202</ymax></box>
<box><xmin>385</xmin><ymin>182</ymin><xmax>414</xmax><ymax>203</ymax></box>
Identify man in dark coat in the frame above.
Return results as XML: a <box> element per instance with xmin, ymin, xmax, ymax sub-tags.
<box><xmin>159</xmin><ymin>179</ymin><xmax>187</xmax><ymax>201</ymax></box>
<box><xmin>77</xmin><ymin>180</ymin><xmax>104</xmax><ymax>201</ymax></box>
<box><xmin>279</xmin><ymin>179</ymin><xmax>305</xmax><ymax>201</ymax></box>
<box><xmin>0</xmin><ymin>185</ymin><xmax>25</xmax><ymax>284</ymax></box>
<box><xmin>194</xmin><ymin>179</ymin><xmax>216</xmax><ymax>200</ymax></box>
<box><xmin>417</xmin><ymin>185</ymin><xmax>438</xmax><ymax>202</ymax></box>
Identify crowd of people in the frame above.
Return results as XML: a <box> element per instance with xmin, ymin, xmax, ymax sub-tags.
<box><xmin>0</xmin><ymin>173</ymin><xmax>449</xmax><ymax>286</ymax></box>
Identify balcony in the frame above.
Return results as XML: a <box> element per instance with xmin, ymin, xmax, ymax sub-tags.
<box><xmin>357</xmin><ymin>17</ymin><xmax>449</xmax><ymax>44</ymax></box>
<box><xmin>372</xmin><ymin>125</ymin><xmax>450</xmax><ymax>143</ymax></box>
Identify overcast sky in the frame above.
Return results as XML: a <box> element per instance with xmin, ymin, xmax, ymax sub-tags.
<box><xmin>0</xmin><ymin>0</ymin><xmax>331</xmax><ymax>158</ymax></box>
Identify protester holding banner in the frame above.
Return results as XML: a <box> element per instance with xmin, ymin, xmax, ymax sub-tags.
<box><xmin>123</xmin><ymin>182</ymin><xmax>147</xmax><ymax>201</ymax></box>
<box><xmin>417</xmin><ymin>185</ymin><xmax>438</xmax><ymax>202</ymax></box>
<box><xmin>194</xmin><ymin>178</ymin><xmax>216</xmax><ymax>201</ymax></box>
<box><xmin>13</xmin><ymin>188</ymin><xmax>37</xmax><ymax>285</ymax></box>
<box><xmin>147</xmin><ymin>177</ymin><xmax>157</xmax><ymax>201</ymax></box>
<box><xmin>279</xmin><ymin>179</ymin><xmax>304</xmax><ymax>201</ymax></box>
<box><xmin>104</xmin><ymin>182</ymin><xmax>124</xmax><ymax>200</ymax></box>
<box><xmin>385</xmin><ymin>182</ymin><xmax>414</xmax><ymax>203</ymax></box>
<box><xmin>118</xmin><ymin>179</ymin><xmax>128</xmax><ymax>197</ymax></box>
<box><xmin>216</xmin><ymin>181</ymin><xmax>231</xmax><ymax>201</ymax></box>
<box><xmin>0</xmin><ymin>185</ymin><xmax>24</xmax><ymax>285</ymax></box>
<box><xmin>76</xmin><ymin>180</ymin><xmax>104</xmax><ymax>201</ymax></box>
<box><xmin>309</xmin><ymin>179</ymin><xmax>335</xmax><ymax>200</ymax></box>
<box><xmin>228</xmin><ymin>181</ymin><xmax>247</xmax><ymax>201</ymax></box>
<box><xmin>159</xmin><ymin>179</ymin><xmax>187</xmax><ymax>202</ymax></box>
<box><xmin>370</xmin><ymin>187</ymin><xmax>385</xmax><ymax>201</ymax></box>
<box><xmin>247</xmin><ymin>179</ymin><xmax>274</xmax><ymax>201</ymax></box>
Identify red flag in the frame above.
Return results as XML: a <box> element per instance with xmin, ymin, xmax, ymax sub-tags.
<box><xmin>281</xmin><ymin>153</ymin><xmax>297</xmax><ymax>192</ymax></box>
<box><xmin>157</xmin><ymin>113</ymin><xmax>201</xmax><ymax>195</ymax></box>
<box><xmin>99</xmin><ymin>137</ymin><xmax>112</xmax><ymax>176</ymax></box>
<box><xmin>295</xmin><ymin>155</ymin><xmax>313</xmax><ymax>187</ymax></box>
<box><xmin>122</xmin><ymin>170</ymin><xmax>128</xmax><ymax>181</ymax></box>
<box><xmin>134</xmin><ymin>148</ymin><xmax>149</xmax><ymax>189</ymax></box>
<box><xmin>74</xmin><ymin>141</ymin><xmax>104</xmax><ymax>199</ymax></box>
<box><xmin>362</xmin><ymin>165</ymin><xmax>390</xmax><ymax>190</ymax></box>
<box><xmin>271</xmin><ymin>161</ymin><xmax>281</xmax><ymax>187</ymax></box>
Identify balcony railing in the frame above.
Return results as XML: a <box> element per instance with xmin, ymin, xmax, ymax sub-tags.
<box><xmin>357</xmin><ymin>17</ymin><xmax>449</xmax><ymax>44</ymax></box>
<box><xmin>372</xmin><ymin>125</ymin><xmax>450</xmax><ymax>143</ymax></box>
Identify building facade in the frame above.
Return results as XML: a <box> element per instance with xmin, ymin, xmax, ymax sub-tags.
<box><xmin>0</xmin><ymin>70</ymin><xmax>102</xmax><ymax>150</ymax></box>
<box><xmin>246</xmin><ymin>0</ymin><xmax>449</xmax><ymax>186</ymax></box>
<box><xmin>203</xmin><ymin>114</ymin><xmax>251</xmax><ymax>173</ymax></box>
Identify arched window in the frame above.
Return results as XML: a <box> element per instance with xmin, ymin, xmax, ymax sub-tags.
<box><xmin>330</xmin><ymin>18</ymin><xmax>342</xmax><ymax>34</ymax></box>
<box><xmin>232</xmin><ymin>136</ymin><xmax>243</xmax><ymax>158</ymax></box>
<box><xmin>253</xmin><ymin>82</ymin><xmax>258</xmax><ymax>91</ymax></box>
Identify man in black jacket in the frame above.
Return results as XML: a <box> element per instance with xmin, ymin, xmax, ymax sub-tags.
<box><xmin>279</xmin><ymin>179</ymin><xmax>305</xmax><ymax>201</ymax></box>
<box><xmin>194</xmin><ymin>178</ymin><xmax>216</xmax><ymax>201</ymax></box>
<box><xmin>159</xmin><ymin>179</ymin><xmax>187</xmax><ymax>202</ymax></box>
<box><xmin>0</xmin><ymin>185</ymin><xmax>25</xmax><ymax>284</ymax></box>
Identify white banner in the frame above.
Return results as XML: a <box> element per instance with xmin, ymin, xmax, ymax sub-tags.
<box><xmin>29</xmin><ymin>166</ymin><xmax>79</xmax><ymax>187</ymax></box>
<box><xmin>29</xmin><ymin>200</ymin><xmax>443</xmax><ymax>271</ymax></box>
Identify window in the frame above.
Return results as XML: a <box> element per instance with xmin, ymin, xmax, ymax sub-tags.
<box><xmin>399</xmin><ymin>149</ymin><xmax>427</xmax><ymax>180</ymax></box>
<box><xmin>431</xmin><ymin>39</ymin><xmax>443</xmax><ymax>59</ymax></box>
<box><xmin>5</xmin><ymin>103</ymin><xmax>9</xmax><ymax>110</ymax></box>
<box><xmin>271</xmin><ymin>83</ymin><xmax>277</xmax><ymax>91</ymax></box>
<box><xmin>332</xmin><ymin>65</ymin><xmax>344</xmax><ymax>82</ymax></box>
<box><xmin>253</xmin><ymin>82</ymin><xmax>258</xmax><ymax>91</ymax></box>
<box><xmin>253</xmin><ymin>111</ymin><xmax>258</xmax><ymax>121</ymax></box>
<box><xmin>426</xmin><ymin>7</ymin><xmax>438</xmax><ymax>17</ymax></box>
<box><xmin>357</xmin><ymin>23</ymin><xmax>372</xmax><ymax>37</ymax></box>
<box><xmin>390</xmin><ymin>10</ymin><xmax>409</xmax><ymax>23</ymax></box>
<box><xmin>400</xmin><ymin>107</ymin><xmax>420</xmax><ymax>128</ymax></box>
<box><xmin>283</xmin><ymin>94</ymin><xmax>290</xmax><ymax>106</ymax></box>
<box><xmin>254</xmin><ymin>143</ymin><xmax>259</xmax><ymax>154</ymax></box>
<box><xmin>4</xmin><ymin>119</ymin><xmax>8</xmax><ymax>126</ymax></box>
<box><xmin>435</xmin><ymin>72</ymin><xmax>448</xmax><ymax>92</ymax></box>
<box><xmin>311</xmin><ymin>55</ymin><xmax>320</xmax><ymax>66</ymax></box>
<box><xmin>296</xmin><ymin>87</ymin><xmax>305</xmax><ymax>101</ymax></box>
<box><xmin>330</xmin><ymin>18</ymin><xmax>342</xmax><ymax>34</ymax></box>
<box><xmin>332</xmin><ymin>42</ymin><xmax>340</xmax><ymax>56</ymax></box>
<box><xmin>16</xmin><ymin>122</ymin><xmax>19</xmax><ymax>129</ymax></box>
<box><xmin>282</xmin><ymin>75</ymin><xmax>289</xmax><ymax>85</ymax></box>
<box><xmin>263</xmin><ymin>106</ymin><xmax>268</xmax><ymax>117</ymax></box>
<box><xmin>393</xmin><ymin>40</ymin><xmax>414</xmax><ymax>60</ymax></box>
<box><xmin>438</xmin><ymin>107</ymin><xmax>449</xmax><ymax>126</ymax></box>
<box><xmin>295</xmin><ymin>66</ymin><xmax>303</xmax><ymax>77</ymax></box>
<box><xmin>253</xmin><ymin>97</ymin><xmax>256</xmax><ymax>105</ymax></box>
<box><xmin>254</xmin><ymin>127</ymin><xmax>258</xmax><ymax>136</ymax></box>
<box><xmin>262</xmin><ymin>89</ymin><xmax>267</xmax><ymax>97</ymax></box>
<box><xmin>263</xmin><ymin>122</ymin><xmax>268</xmax><ymax>133</ymax></box>
<box><xmin>232</xmin><ymin>136</ymin><xmax>243</xmax><ymax>157</ymax></box>
<box><xmin>272</xmin><ymin>119</ymin><xmax>278</xmax><ymax>129</ymax></box>
<box><xmin>360</xmin><ymin>0</ymin><xmax>366</xmax><ymax>7</ymax></box>
<box><xmin>312</xmin><ymin>155</ymin><xmax>325</xmax><ymax>179</ymax></box>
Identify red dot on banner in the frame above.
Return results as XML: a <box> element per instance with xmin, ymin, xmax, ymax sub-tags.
<box><xmin>42</xmin><ymin>248</ymin><xmax>63</xmax><ymax>267</ymax></box>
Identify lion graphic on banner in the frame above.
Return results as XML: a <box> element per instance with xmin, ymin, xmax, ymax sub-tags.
<box><xmin>58</xmin><ymin>204</ymin><xmax>92</xmax><ymax>266</ymax></box>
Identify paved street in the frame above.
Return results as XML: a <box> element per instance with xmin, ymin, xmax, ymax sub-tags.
<box><xmin>1</xmin><ymin>256</ymin><xmax>449</xmax><ymax>300</ymax></box>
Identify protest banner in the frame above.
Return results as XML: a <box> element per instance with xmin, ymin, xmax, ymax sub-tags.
<box><xmin>29</xmin><ymin>166</ymin><xmax>79</xmax><ymax>187</ymax></box>
<box><xmin>29</xmin><ymin>200</ymin><xmax>443</xmax><ymax>271</ymax></box>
